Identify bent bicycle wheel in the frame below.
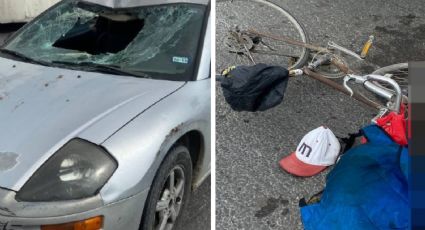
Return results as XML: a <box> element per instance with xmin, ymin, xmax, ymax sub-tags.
<box><xmin>216</xmin><ymin>0</ymin><xmax>310</xmax><ymax>71</ymax></box>
<box><xmin>372</xmin><ymin>63</ymin><xmax>408</xmax><ymax>101</ymax></box>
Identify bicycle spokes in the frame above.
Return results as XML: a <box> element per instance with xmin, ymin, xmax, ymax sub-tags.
<box><xmin>216</xmin><ymin>0</ymin><xmax>309</xmax><ymax>70</ymax></box>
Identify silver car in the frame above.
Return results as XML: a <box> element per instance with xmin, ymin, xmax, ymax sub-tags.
<box><xmin>0</xmin><ymin>0</ymin><xmax>211</xmax><ymax>229</ymax></box>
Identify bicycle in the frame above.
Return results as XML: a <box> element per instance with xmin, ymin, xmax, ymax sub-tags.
<box><xmin>216</xmin><ymin>0</ymin><xmax>408</xmax><ymax>111</ymax></box>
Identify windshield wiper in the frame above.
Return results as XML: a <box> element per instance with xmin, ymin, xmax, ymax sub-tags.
<box><xmin>0</xmin><ymin>49</ymin><xmax>52</xmax><ymax>66</ymax></box>
<box><xmin>52</xmin><ymin>61</ymin><xmax>150</xmax><ymax>79</ymax></box>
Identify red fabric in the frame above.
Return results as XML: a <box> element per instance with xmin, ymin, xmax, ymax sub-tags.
<box><xmin>279</xmin><ymin>152</ymin><xmax>327</xmax><ymax>177</ymax></box>
<box><xmin>376</xmin><ymin>104</ymin><xmax>408</xmax><ymax>146</ymax></box>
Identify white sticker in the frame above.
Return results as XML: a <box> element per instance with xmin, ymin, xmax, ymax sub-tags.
<box><xmin>172</xmin><ymin>56</ymin><xmax>189</xmax><ymax>64</ymax></box>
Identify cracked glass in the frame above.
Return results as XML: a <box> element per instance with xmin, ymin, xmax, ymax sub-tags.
<box><xmin>4</xmin><ymin>1</ymin><xmax>206</xmax><ymax>81</ymax></box>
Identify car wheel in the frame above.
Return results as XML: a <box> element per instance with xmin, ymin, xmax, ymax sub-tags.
<box><xmin>140</xmin><ymin>145</ymin><xmax>193</xmax><ymax>230</ymax></box>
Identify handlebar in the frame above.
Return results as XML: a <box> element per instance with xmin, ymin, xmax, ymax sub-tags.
<box><xmin>343</xmin><ymin>74</ymin><xmax>402</xmax><ymax>113</ymax></box>
<box><xmin>363</xmin><ymin>81</ymin><xmax>393</xmax><ymax>100</ymax></box>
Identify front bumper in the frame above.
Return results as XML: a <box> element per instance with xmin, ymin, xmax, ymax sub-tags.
<box><xmin>0</xmin><ymin>188</ymin><xmax>149</xmax><ymax>230</ymax></box>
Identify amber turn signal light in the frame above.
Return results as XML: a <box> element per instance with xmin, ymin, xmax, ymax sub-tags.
<box><xmin>41</xmin><ymin>216</ymin><xmax>103</xmax><ymax>230</ymax></box>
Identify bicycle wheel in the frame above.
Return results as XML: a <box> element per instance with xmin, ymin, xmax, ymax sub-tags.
<box><xmin>216</xmin><ymin>0</ymin><xmax>310</xmax><ymax>71</ymax></box>
<box><xmin>372</xmin><ymin>63</ymin><xmax>408</xmax><ymax>98</ymax></box>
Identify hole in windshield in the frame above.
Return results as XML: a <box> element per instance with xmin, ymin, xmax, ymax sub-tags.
<box><xmin>54</xmin><ymin>15</ymin><xmax>145</xmax><ymax>55</ymax></box>
<box><xmin>3</xmin><ymin>1</ymin><xmax>207</xmax><ymax>81</ymax></box>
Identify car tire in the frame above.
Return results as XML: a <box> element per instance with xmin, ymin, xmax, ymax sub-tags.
<box><xmin>140</xmin><ymin>145</ymin><xmax>193</xmax><ymax>230</ymax></box>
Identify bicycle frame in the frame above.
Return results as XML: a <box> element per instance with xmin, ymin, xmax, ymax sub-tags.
<box><xmin>221</xmin><ymin>26</ymin><xmax>403</xmax><ymax>115</ymax></box>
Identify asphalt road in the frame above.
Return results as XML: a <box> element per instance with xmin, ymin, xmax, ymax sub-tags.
<box><xmin>0</xmin><ymin>24</ymin><xmax>210</xmax><ymax>230</ymax></box>
<box><xmin>216</xmin><ymin>0</ymin><xmax>424</xmax><ymax>229</ymax></box>
<box><xmin>175</xmin><ymin>176</ymin><xmax>211</xmax><ymax>230</ymax></box>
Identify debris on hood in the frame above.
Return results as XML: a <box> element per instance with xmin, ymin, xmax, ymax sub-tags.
<box><xmin>0</xmin><ymin>152</ymin><xmax>19</xmax><ymax>171</ymax></box>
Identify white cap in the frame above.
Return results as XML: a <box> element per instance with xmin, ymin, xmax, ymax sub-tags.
<box><xmin>295</xmin><ymin>126</ymin><xmax>341</xmax><ymax>166</ymax></box>
<box><xmin>279</xmin><ymin>126</ymin><xmax>341</xmax><ymax>177</ymax></box>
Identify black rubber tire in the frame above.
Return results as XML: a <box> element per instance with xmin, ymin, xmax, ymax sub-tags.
<box><xmin>140</xmin><ymin>146</ymin><xmax>193</xmax><ymax>230</ymax></box>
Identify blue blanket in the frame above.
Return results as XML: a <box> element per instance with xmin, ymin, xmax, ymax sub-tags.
<box><xmin>301</xmin><ymin>125</ymin><xmax>409</xmax><ymax>230</ymax></box>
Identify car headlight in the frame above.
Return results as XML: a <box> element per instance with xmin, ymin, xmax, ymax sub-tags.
<box><xmin>16</xmin><ymin>139</ymin><xmax>118</xmax><ymax>202</ymax></box>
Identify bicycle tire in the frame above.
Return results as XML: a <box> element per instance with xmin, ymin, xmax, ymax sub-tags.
<box><xmin>372</xmin><ymin>63</ymin><xmax>408</xmax><ymax>98</ymax></box>
<box><xmin>216</xmin><ymin>0</ymin><xmax>310</xmax><ymax>70</ymax></box>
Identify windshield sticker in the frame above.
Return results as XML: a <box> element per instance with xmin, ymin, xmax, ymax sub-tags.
<box><xmin>172</xmin><ymin>56</ymin><xmax>189</xmax><ymax>64</ymax></box>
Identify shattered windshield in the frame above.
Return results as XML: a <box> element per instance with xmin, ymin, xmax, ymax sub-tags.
<box><xmin>3</xmin><ymin>1</ymin><xmax>206</xmax><ymax>81</ymax></box>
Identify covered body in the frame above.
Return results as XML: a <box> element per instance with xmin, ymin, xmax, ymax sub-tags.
<box><xmin>301</xmin><ymin>125</ymin><xmax>409</xmax><ymax>230</ymax></box>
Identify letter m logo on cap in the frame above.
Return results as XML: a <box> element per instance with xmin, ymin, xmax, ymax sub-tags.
<box><xmin>298</xmin><ymin>142</ymin><xmax>312</xmax><ymax>157</ymax></box>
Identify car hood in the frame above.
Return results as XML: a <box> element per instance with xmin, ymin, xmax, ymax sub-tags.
<box><xmin>0</xmin><ymin>57</ymin><xmax>184</xmax><ymax>191</ymax></box>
